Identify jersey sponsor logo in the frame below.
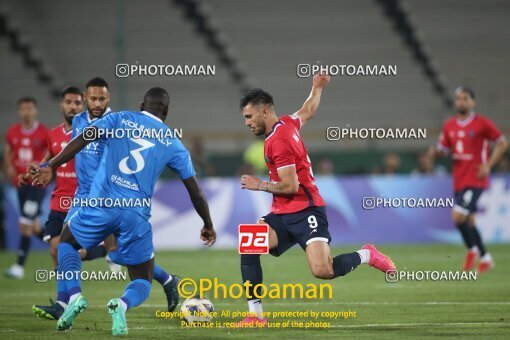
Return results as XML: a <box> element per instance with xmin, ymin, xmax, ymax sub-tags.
<box><xmin>85</xmin><ymin>142</ymin><xmax>100</xmax><ymax>151</ymax></box>
<box><xmin>238</xmin><ymin>224</ymin><xmax>269</xmax><ymax>254</ymax></box>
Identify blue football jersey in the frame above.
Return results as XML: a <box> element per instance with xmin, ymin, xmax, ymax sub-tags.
<box><xmin>87</xmin><ymin>110</ymin><xmax>195</xmax><ymax>218</ymax></box>
<box><xmin>71</xmin><ymin>108</ymin><xmax>112</xmax><ymax>198</ymax></box>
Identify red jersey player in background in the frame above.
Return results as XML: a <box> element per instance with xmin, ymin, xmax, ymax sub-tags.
<box><xmin>238</xmin><ymin>74</ymin><xmax>396</xmax><ymax>327</ymax></box>
<box><xmin>4</xmin><ymin>97</ymin><xmax>48</xmax><ymax>279</ymax></box>
<box><xmin>429</xmin><ymin>86</ymin><xmax>507</xmax><ymax>273</ymax></box>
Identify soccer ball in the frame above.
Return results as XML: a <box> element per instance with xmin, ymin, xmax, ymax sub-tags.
<box><xmin>180</xmin><ymin>295</ymin><xmax>214</xmax><ymax>323</ymax></box>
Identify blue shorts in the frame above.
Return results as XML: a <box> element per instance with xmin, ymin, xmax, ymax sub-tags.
<box><xmin>64</xmin><ymin>204</ymin><xmax>79</xmax><ymax>224</ymax></box>
<box><xmin>68</xmin><ymin>206</ymin><xmax>154</xmax><ymax>266</ymax></box>
<box><xmin>454</xmin><ymin>187</ymin><xmax>483</xmax><ymax>216</ymax></box>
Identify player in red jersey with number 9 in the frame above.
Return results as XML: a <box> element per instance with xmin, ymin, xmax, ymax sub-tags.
<box><xmin>237</xmin><ymin>73</ymin><xmax>396</xmax><ymax>327</ymax></box>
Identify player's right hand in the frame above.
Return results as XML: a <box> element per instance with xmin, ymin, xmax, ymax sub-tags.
<box><xmin>200</xmin><ymin>226</ymin><xmax>216</xmax><ymax>247</ymax></box>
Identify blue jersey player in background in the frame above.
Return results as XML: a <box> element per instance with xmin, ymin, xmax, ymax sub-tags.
<box><xmin>33</xmin><ymin>87</ymin><xmax>216</xmax><ymax>335</ymax></box>
<box><xmin>32</xmin><ymin>78</ymin><xmax>183</xmax><ymax>320</ymax></box>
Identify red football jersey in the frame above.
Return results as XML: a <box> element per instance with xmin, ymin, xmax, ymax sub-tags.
<box><xmin>6</xmin><ymin>121</ymin><xmax>48</xmax><ymax>186</ymax></box>
<box><xmin>264</xmin><ymin>114</ymin><xmax>325</xmax><ymax>214</ymax></box>
<box><xmin>437</xmin><ymin>112</ymin><xmax>504</xmax><ymax>191</ymax></box>
<box><xmin>47</xmin><ymin>123</ymin><xmax>78</xmax><ymax>212</ymax></box>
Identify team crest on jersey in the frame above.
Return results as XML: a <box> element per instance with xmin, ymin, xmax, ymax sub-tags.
<box><xmin>264</xmin><ymin>155</ymin><xmax>272</xmax><ymax>164</ymax></box>
<box><xmin>469</xmin><ymin>130</ymin><xmax>475</xmax><ymax>138</ymax></box>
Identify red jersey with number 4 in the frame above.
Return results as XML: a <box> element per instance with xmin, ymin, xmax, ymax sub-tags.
<box><xmin>264</xmin><ymin>114</ymin><xmax>325</xmax><ymax>214</ymax></box>
<box><xmin>437</xmin><ymin>112</ymin><xmax>504</xmax><ymax>192</ymax></box>
<box><xmin>6</xmin><ymin>121</ymin><xmax>48</xmax><ymax>186</ymax></box>
<box><xmin>47</xmin><ymin>123</ymin><xmax>78</xmax><ymax>212</ymax></box>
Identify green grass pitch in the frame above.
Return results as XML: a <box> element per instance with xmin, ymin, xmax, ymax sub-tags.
<box><xmin>1</xmin><ymin>244</ymin><xmax>509</xmax><ymax>339</ymax></box>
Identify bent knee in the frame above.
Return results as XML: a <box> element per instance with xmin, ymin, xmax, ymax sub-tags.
<box><xmin>310</xmin><ymin>265</ymin><xmax>334</xmax><ymax>280</ymax></box>
<box><xmin>452</xmin><ymin>211</ymin><xmax>467</xmax><ymax>224</ymax></box>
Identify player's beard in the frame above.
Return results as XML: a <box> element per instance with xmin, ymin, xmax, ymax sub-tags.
<box><xmin>457</xmin><ymin>108</ymin><xmax>469</xmax><ymax>116</ymax></box>
<box><xmin>63</xmin><ymin>111</ymin><xmax>75</xmax><ymax>125</ymax></box>
<box><xmin>252</xmin><ymin>122</ymin><xmax>266</xmax><ymax>136</ymax></box>
<box><xmin>88</xmin><ymin>105</ymin><xmax>107</xmax><ymax>118</ymax></box>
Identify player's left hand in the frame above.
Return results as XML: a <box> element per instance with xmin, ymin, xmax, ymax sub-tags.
<box><xmin>477</xmin><ymin>164</ymin><xmax>490</xmax><ymax>178</ymax></box>
<box><xmin>200</xmin><ymin>226</ymin><xmax>216</xmax><ymax>247</ymax></box>
<box><xmin>17</xmin><ymin>173</ymin><xmax>31</xmax><ymax>187</ymax></box>
<box><xmin>31</xmin><ymin>165</ymin><xmax>53</xmax><ymax>187</ymax></box>
<box><xmin>241</xmin><ymin>175</ymin><xmax>262</xmax><ymax>191</ymax></box>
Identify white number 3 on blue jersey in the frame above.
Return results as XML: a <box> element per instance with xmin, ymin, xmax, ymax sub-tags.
<box><xmin>119</xmin><ymin>138</ymin><xmax>155</xmax><ymax>174</ymax></box>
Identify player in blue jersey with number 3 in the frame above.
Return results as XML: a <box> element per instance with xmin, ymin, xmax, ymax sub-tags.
<box><xmin>32</xmin><ymin>87</ymin><xmax>216</xmax><ymax>335</ymax></box>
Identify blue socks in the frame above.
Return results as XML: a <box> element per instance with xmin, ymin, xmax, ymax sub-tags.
<box><xmin>120</xmin><ymin>279</ymin><xmax>151</xmax><ymax>311</ymax></box>
<box><xmin>56</xmin><ymin>266</ymin><xmax>70</xmax><ymax>304</ymax></box>
<box><xmin>57</xmin><ymin>242</ymin><xmax>82</xmax><ymax>297</ymax></box>
<box><xmin>154</xmin><ymin>264</ymin><xmax>171</xmax><ymax>285</ymax></box>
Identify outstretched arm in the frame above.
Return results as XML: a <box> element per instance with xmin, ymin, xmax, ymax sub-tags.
<box><xmin>295</xmin><ymin>73</ymin><xmax>330</xmax><ymax>126</ymax></box>
<box><xmin>182</xmin><ymin>176</ymin><xmax>216</xmax><ymax>246</ymax></box>
<box><xmin>31</xmin><ymin>131</ymin><xmax>95</xmax><ymax>186</ymax></box>
<box><xmin>46</xmin><ymin>133</ymin><xmax>92</xmax><ymax>170</ymax></box>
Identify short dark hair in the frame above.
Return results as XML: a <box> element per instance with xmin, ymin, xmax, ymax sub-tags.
<box><xmin>239</xmin><ymin>88</ymin><xmax>274</xmax><ymax>110</ymax></box>
<box><xmin>61</xmin><ymin>86</ymin><xmax>82</xmax><ymax>100</ymax></box>
<box><xmin>454</xmin><ymin>86</ymin><xmax>475</xmax><ymax>99</ymax></box>
<box><xmin>85</xmin><ymin>77</ymin><xmax>109</xmax><ymax>89</ymax></box>
<box><xmin>142</xmin><ymin>87</ymin><xmax>170</xmax><ymax>116</ymax></box>
<box><xmin>17</xmin><ymin>97</ymin><xmax>37</xmax><ymax>106</ymax></box>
